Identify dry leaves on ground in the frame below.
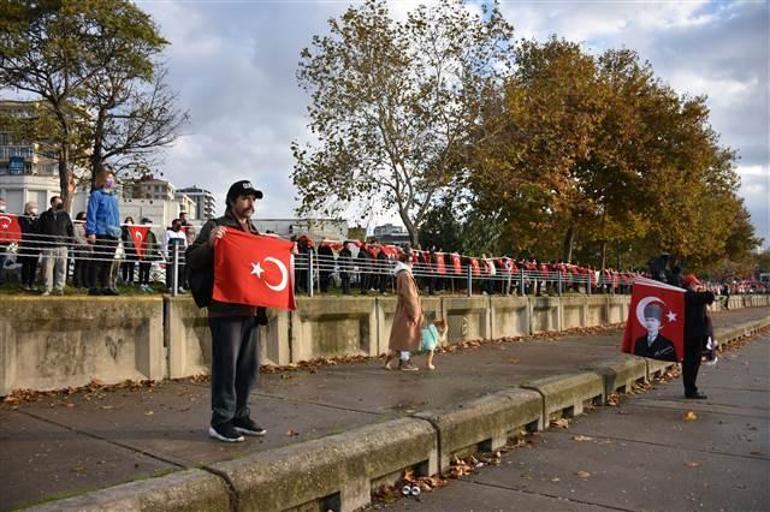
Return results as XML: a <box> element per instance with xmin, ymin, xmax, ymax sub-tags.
<box><xmin>550</xmin><ymin>417</ymin><xmax>571</xmax><ymax>429</ymax></box>
<box><xmin>684</xmin><ymin>411</ymin><xmax>698</xmax><ymax>422</ymax></box>
<box><xmin>572</xmin><ymin>435</ymin><xmax>593</xmax><ymax>442</ymax></box>
<box><xmin>575</xmin><ymin>470</ymin><xmax>592</xmax><ymax>478</ymax></box>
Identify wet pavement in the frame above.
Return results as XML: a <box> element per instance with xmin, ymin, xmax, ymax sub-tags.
<box><xmin>1</xmin><ymin>306</ymin><xmax>768</xmax><ymax>510</ymax></box>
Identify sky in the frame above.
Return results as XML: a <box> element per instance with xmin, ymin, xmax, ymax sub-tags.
<box><xmin>137</xmin><ymin>0</ymin><xmax>769</xmax><ymax>248</ymax></box>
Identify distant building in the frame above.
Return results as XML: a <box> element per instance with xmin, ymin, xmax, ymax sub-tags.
<box><xmin>252</xmin><ymin>218</ymin><xmax>348</xmax><ymax>241</ymax></box>
<box><xmin>175</xmin><ymin>192</ymin><xmax>197</xmax><ymax>219</ymax></box>
<box><xmin>177</xmin><ymin>186</ymin><xmax>216</xmax><ymax>219</ymax></box>
<box><xmin>373</xmin><ymin>223</ymin><xmax>410</xmax><ymax>245</ymax></box>
<box><xmin>0</xmin><ymin>100</ymin><xmax>60</xmax><ymax>213</ymax></box>
<box><xmin>125</xmin><ymin>175</ymin><xmax>176</xmax><ymax>201</ymax></box>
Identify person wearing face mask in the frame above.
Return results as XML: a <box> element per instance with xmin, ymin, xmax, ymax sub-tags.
<box><xmin>164</xmin><ymin>218</ymin><xmax>187</xmax><ymax>293</ymax></box>
<box><xmin>85</xmin><ymin>167</ymin><xmax>122</xmax><ymax>296</ymax></box>
<box><xmin>19</xmin><ymin>202</ymin><xmax>42</xmax><ymax>291</ymax></box>
<box><xmin>38</xmin><ymin>195</ymin><xmax>74</xmax><ymax>296</ymax></box>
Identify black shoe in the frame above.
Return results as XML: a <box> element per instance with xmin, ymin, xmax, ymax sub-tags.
<box><xmin>208</xmin><ymin>422</ymin><xmax>245</xmax><ymax>443</ymax></box>
<box><xmin>88</xmin><ymin>288</ymin><xmax>102</xmax><ymax>296</ymax></box>
<box><xmin>233</xmin><ymin>417</ymin><xmax>267</xmax><ymax>436</ymax></box>
<box><xmin>102</xmin><ymin>288</ymin><xmax>120</xmax><ymax>296</ymax></box>
<box><xmin>685</xmin><ymin>391</ymin><xmax>708</xmax><ymax>400</ymax></box>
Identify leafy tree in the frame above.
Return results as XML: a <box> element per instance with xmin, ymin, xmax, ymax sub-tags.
<box><xmin>0</xmin><ymin>0</ymin><xmax>185</xmax><ymax>208</ymax></box>
<box><xmin>292</xmin><ymin>0</ymin><xmax>514</xmax><ymax>245</ymax></box>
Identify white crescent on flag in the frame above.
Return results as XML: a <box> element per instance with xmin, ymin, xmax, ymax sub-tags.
<box><xmin>263</xmin><ymin>257</ymin><xmax>288</xmax><ymax>292</ymax></box>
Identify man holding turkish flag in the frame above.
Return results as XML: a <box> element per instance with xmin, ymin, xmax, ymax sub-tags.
<box><xmin>187</xmin><ymin>180</ymin><xmax>289</xmax><ymax>443</ymax></box>
<box><xmin>622</xmin><ymin>277</ymin><xmax>685</xmax><ymax>362</ymax></box>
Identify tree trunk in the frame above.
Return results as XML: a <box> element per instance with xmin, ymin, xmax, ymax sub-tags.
<box><xmin>58</xmin><ymin>145</ymin><xmax>75</xmax><ymax>212</ymax></box>
<box><xmin>600</xmin><ymin>240</ymin><xmax>607</xmax><ymax>272</ymax></box>
<box><xmin>562</xmin><ymin>224</ymin><xmax>576</xmax><ymax>263</ymax></box>
<box><xmin>399</xmin><ymin>208</ymin><xmax>419</xmax><ymax>247</ymax></box>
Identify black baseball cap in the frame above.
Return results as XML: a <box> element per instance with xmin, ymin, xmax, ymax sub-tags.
<box><xmin>227</xmin><ymin>180</ymin><xmax>263</xmax><ymax>201</ymax></box>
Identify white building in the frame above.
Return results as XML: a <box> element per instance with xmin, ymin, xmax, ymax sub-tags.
<box><xmin>252</xmin><ymin>218</ymin><xmax>348</xmax><ymax>241</ymax></box>
<box><xmin>177</xmin><ymin>186</ymin><xmax>216</xmax><ymax>219</ymax></box>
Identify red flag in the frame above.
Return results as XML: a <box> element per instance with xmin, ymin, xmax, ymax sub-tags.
<box><xmin>622</xmin><ymin>278</ymin><xmax>685</xmax><ymax>362</ymax></box>
<box><xmin>127</xmin><ymin>225</ymin><xmax>150</xmax><ymax>260</ymax></box>
<box><xmin>435</xmin><ymin>252</ymin><xmax>446</xmax><ymax>274</ymax></box>
<box><xmin>213</xmin><ymin>228</ymin><xmax>296</xmax><ymax>311</ymax></box>
<box><xmin>0</xmin><ymin>214</ymin><xmax>22</xmax><ymax>244</ymax></box>
<box><xmin>451</xmin><ymin>253</ymin><xmax>462</xmax><ymax>274</ymax></box>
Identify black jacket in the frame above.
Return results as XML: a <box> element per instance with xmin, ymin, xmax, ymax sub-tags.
<box><xmin>38</xmin><ymin>209</ymin><xmax>74</xmax><ymax>247</ymax></box>
<box><xmin>19</xmin><ymin>215</ymin><xmax>41</xmax><ymax>254</ymax></box>
<box><xmin>186</xmin><ymin>212</ymin><xmax>267</xmax><ymax>323</ymax></box>
<box><xmin>338</xmin><ymin>248</ymin><xmax>352</xmax><ymax>273</ymax></box>
<box><xmin>684</xmin><ymin>290</ymin><xmax>715</xmax><ymax>341</ymax></box>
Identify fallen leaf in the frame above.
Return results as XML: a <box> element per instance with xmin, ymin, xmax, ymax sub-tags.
<box><xmin>575</xmin><ymin>470</ymin><xmax>591</xmax><ymax>478</ymax></box>
<box><xmin>144</xmin><ymin>410</ymin><xmax>154</xmax><ymax>416</ymax></box>
<box><xmin>286</xmin><ymin>429</ymin><xmax>300</xmax><ymax>437</ymax></box>
<box><xmin>100</xmin><ymin>405</ymin><xmax>114</xmax><ymax>410</ymax></box>
<box><xmin>550</xmin><ymin>418</ymin><xmax>570</xmax><ymax>429</ymax></box>
<box><xmin>508</xmin><ymin>357</ymin><xmax>520</xmax><ymax>364</ymax></box>
<box><xmin>572</xmin><ymin>435</ymin><xmax>593</xmax><ymax>442</ymax></box>
<box><xmin>64</xmin><ymin>403</ymin><xmax>75</xmax><ymax>408</ymax></box>
<box><xmin>685</xmin><ymin>462</ymin><xmax>701</xmax><ymax>468</ymax></box>
<box><xmin>684</xmin><ymin>411</ymin><xmax>698</xmax><ymax>422</ymax></box>
<box><xmin>551</xmin><ymin>477</ymin><xmax>561</xmax><ymax>482</ymax></box>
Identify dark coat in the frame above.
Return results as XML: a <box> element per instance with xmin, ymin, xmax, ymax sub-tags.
<box><xmin>19</xmin><ymin>215</ymin><xmax>41</xmax><ymax>255</ymax></box>
<box><xmin>684</xmin><ymin>290</ymin><xmax>715</xmax><ymax>341</ymax></box>
<box><xmin>38</xmin><ymin>209</ymin><xmax>74</xmax><ymax>247</ymax></box>
<box><xmin>338</xmin><ymin>247</ymin><xmax>352</xmax><ymax>273</ymax></box>
<box><xmin>634</xmin><ymin>334</ymin><xmax>678</xmax><ymax>361</ymax></box>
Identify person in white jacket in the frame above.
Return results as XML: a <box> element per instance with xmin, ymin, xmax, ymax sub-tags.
<box><xmin>164</xmin><ymin>218</ymin><xmax>188</xmax><ymax>293</ymax></box>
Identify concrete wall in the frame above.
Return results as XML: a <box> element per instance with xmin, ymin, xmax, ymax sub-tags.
<box><xmin>0</xmin><ymin>297</ymin><xmax>164</xmax><ymax>396</ymax></box>
<box><xmin>2</xmin><ymin>293</ymin><xmax>769</xmax><ymax>394</ymax></box>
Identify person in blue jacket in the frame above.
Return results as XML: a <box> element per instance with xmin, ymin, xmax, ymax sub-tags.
<box><xmin>86</xmin><ymin>166</ymin><xmax>121</xmax><ymax>295</ymax></box>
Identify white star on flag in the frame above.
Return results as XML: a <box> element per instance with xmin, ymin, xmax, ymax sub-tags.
<box><xmin>250</xmin><ymin>262</ymin><xmax>264</xmax><ymax>279</ymax></box>
<box><xmin>666</xmin><ymin>311</ymin><xmax>677</xmax><ymax>323</ymax></box>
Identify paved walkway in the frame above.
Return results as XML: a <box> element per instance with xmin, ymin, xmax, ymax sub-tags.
<box><xmin>1</xmin><ymin>307</ymin><xmax>768</xmax><ymax>510</ymax></box>
<box><xmin>380</xmin><ymin>332</ymin><xmax>770</xmax><ymax>511</ymax></box>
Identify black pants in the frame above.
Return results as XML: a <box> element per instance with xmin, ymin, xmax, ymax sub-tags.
<box><xmin>166</xmin><ymin>262</ymin><xmax>185</xmax><ymax>289</ymax></box>
<box><xmin>73</xmin><ymin>257</ymin><xmax>90</xmax><ymax>288</ymax></box>
<box><xmin>138</xmin><ymin>261</ymin><xmax>152</xmax><ymax>285</ymax></box>
<box><xmin>122</xmin><ymin>260</ymin><xmax>136</xmax><ymax>283</ymax></box>
<box><xmin>319</xmin><ymin>271</ymin><xmax>331</xmax><ymax>293</ymax></box>
<box><xmin>682</xmin><ymin>336</ymin><xmax>704</xmax><ymax>396</ymax></box>
<box><xmin>20</xmin><ymin>253</ymin><xmax>39</xmax><ymax>287</ymax></box>
<box><xmin>341</xmin><ymin>272</ymin><xmax>351</xmax><ymax>294</ymax></box>
<box><xmin>89</xmin><ymin>236</ymin><xmax>118</xmax><ymax>290</ymax></box>
<box><xmin>209</xmin><ymin>316</ymin><xmax>259</xmax><ymax>427</ymax></box>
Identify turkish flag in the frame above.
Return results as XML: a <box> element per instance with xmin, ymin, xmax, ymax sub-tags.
<box><xmin>127</xmin><ymin>225</ymin><xmax>150</xmax><ymax>260</ymax></box>
<box><xmin>622</xmin><ymin>278</ymin><xmax>685</xmax><ymax>362</ymax></box>
<box><xmin>0</xmin><ymin>214</ymin><xmax>22</xmax><ymax>244</ymax></box>
<box><xmin>435</xmin><ymin>253</ymin><xmax>446</xmax><ymax>274</ymax></box>
<box><xmin>451</xmin><ymin>253</ymin><xmax>462</xmax><ymax>274</ymax></box>
<box><xmin>213</xmin><ymin>228</ymin><xmax>296</xmax><ymax>311</ymax></box>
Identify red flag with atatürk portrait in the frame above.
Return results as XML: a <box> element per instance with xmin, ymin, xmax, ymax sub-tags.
<box><xmin>127</xmin><ymin>225</ymin><xmax>150</xmax><ymax>260</ymax></box>
<box><xmin>622</xmin><ymin>278</ymin><xmax>685</xmax><ymax>362</ymax></box>
<box><xmin>0</xmin><ymin>213</ymin><xmax>21</xmax><ymax>244</ymax></box>
<box><xmin>213</xmin><ymin>228</ymin><xmax>296</xmax><ymax>310</ymax></box>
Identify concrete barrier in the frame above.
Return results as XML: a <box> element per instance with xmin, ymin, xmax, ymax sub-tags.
<box><xmin>489</xmin><ymin>296</ymin><xmax>529</xmax><ymax>339</ymax></box>
<box><xmin>522</xmin><ymin>372</ymin><xmax>605</xmax><ymax>424</ymax></box>
<box><xmin>585</xmin><ymin>357</ymin><xmax>648</xmax><ymax>397</ymax></box>
<box><xmin>165</xmin><ymin>297</ymin><xmax>290</xmax><ymax>378</ymax></box>
<box><xmin>529</xmin><ymin>296</ymin><xmax>562</xmax><ymax>334</ymax></box>
<box><xmin>416</xmin><ymin>388</ymin><xmax>543</xmax><ymax>472</ymax></box>
<box><xmin>606</xmin><ymin>296</ymin><xmax>628</xmax><ymax>324</ymax></box>
<box><xmin>560</xmin><ymin>296</ymin><xmax>588</xmax><ymax>329</ymax></box>
<box><xmin>26</xmin><ymin>469</ymin><xmax>231</xmax><ymax>512</ymax></box>
<box><xmin>0</xmin><ymin>297</ymin><xmax>164</xmax><ymax>396</ymax></box>
<box><xmin>584</xmin><ymin>295</ymin><xmax>609</xmax><ymax>325</ymax></box>
<box><xmin>210</xmin><ymin>418</ymin><xmax>438</xmax><ymax>512</ymax></box>
<box><xmin>644</xmin><ymin>358</ymin><xmax>676</xmax><ymax>381</ymax></box>
<box><xmin>443</xmin><ymin>296</ymin><xmax>490</xmax><ymax>343</ymax></box>
<box><xmin>291</xmin><ymin>297</ymin><xmax>377</xmax><ymax>361</ymax></box>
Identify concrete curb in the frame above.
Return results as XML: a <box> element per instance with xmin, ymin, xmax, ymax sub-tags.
<box><xmin>521</xmin><ymin>372</ymin><xmax>605</xmax><ymax>425</ymax></box>
<box><xmin>583</xmin><ymin>356</ymin><xmax>648</xmax><ymax>397</ymax></box>
<box><xmin>24</xmin><ymin>469</ymin><xmax>232</xmax><ymax>512</ymax></box>
<box><xmin>415</xmin><ymin>388</ymin><xmax>543</xmax><ymax>472</ymax></box>
<box><xmin>209</xmin><ymin>418</ymin><xmax>437</xmax><ymax>512</ymax></box>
